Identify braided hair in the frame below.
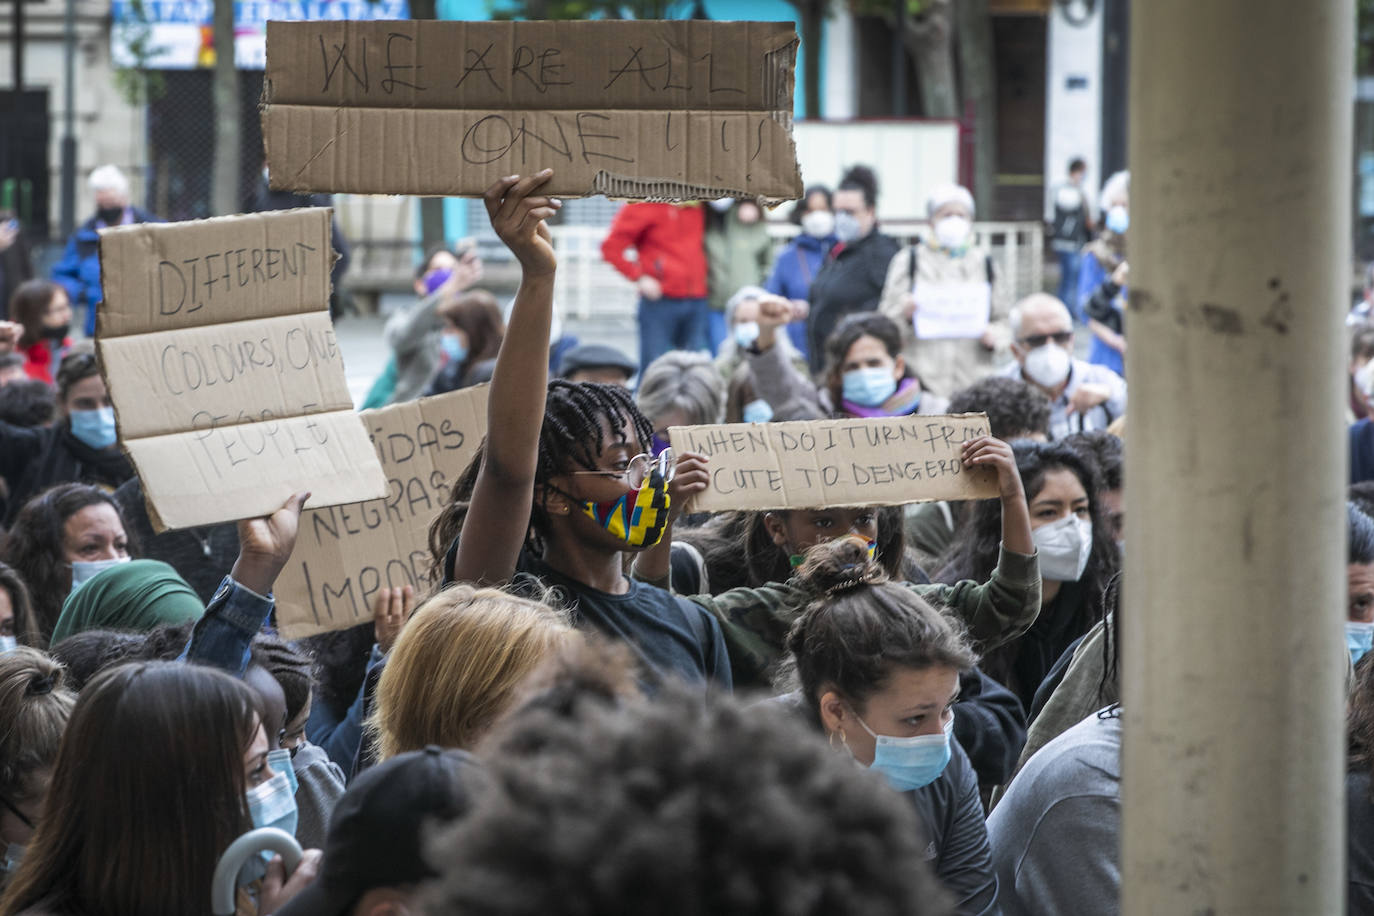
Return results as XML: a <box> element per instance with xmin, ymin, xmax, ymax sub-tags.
<box><xmin>250</xmin><ymin>634</ymin><xmax>315</xmax><ymax>727</ymax></box>
<box><xmin>428</xmin><ymin>380</ymin><xmax>654</xmax><ymax>577</ymax></box>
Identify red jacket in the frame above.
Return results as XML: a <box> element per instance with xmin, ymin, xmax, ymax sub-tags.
<box><xmin>21</xmin><ymin>339</ymin><xmax>68</xmax><ymax>385</ymax></box>
<box><xmin>600</xmin><ymin>203</ymin><xmax>708</xmax><ymax>299</ymax></box>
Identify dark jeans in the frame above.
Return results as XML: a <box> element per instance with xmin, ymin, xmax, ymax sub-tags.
<box><xmin>638</xmin><ymin>296</ymin><xmax>709</xmax><ymax>371</ymax></box>
<box><xmin>1056</xmin><ymin>249</ymin><xmax>1082</xmax><ymax>314</ymax></box>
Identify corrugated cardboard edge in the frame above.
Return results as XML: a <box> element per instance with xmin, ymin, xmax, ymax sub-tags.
<box><xmin>95</xmin><ymin>209</ymin><xmax>340</xmax><ymax>533</ymax></box>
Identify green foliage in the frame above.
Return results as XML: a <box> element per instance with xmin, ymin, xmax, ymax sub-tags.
<box><xmin>113</xmin><ymin>0</ymin><xmax>168</xmax><ymax>105</ymax></box>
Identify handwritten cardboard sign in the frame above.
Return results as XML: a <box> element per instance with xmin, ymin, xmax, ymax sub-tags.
<box><xmin>261</xmin><ymin>19</ymin><xmax>802</xmax><ymax>202</ymax></box>
<box><xmin>668</xmin><ymin>414</ymin><xmax>998</xmax><ymax>512</ymax></box>
<box><xmin>273</xmin><ymin>385</ymin><xmax>489</xmax><ymax>639</ymax></box>
<box><xmin>97</xmin><ymin>209</ymin><xmax>388</xmax><ymax>531</ymax></box>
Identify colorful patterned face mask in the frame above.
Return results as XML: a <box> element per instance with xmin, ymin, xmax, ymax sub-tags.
<box><xmin>570</xmin><ymin>450</ymin><xmax>675</xmax><ymax>548</ymax></box>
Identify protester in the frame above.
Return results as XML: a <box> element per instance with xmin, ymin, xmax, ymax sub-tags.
<box><xmin>277</xmin><ymin>747</ymin><xmax>486</xmax><ymax>916</ymax></box>
<box><xmin>1347</xmin><ymin>505</ymin><xmax>1374</xmax><ymax>667</ymax></box>
<box><xmin>713</xmin><ymin>287</ymin><xmax>811</xmax><ymax>423</ymax></box>
<box><xmin>601</xmin><ymin>201</ymin><xmax>709</xmax><ymax>370</ymax></box>
<box><xmin>1063</xmin><ymin>430</ymin><xmax>1124</xmax><ymax>547</ymax></box>
<box><xmin>250</xmin><ymin>635</ymin><xmax>346</xmax><ymax>851</ymax></box>
<box><xmin>1076</xmin><ymin>170</ymin><xmax>1130</xmax><ymax>375</ymax></box>
<box><xmin>671</xmin><ymin>435</ymin><xmax>1038</xmax><ymax>691</ymax></box>
<box><xmin>879</xmin><ymin>183</ymin><xmax>1010</xmax><ymax>397</ymax></box>
<box><xmin>2</xmin><ymin>484</ymin><xmax>133</xmax><ymax>645</ymax></box>
<box><xmin>556</xmin><ymin>343</ymin><xmax>637</xmax><ymax>387</ymax></box>
<box><xmin>635</xmin><ymin>351</ymin><xmax>725</xmax><ymax>452</ymax></box>
<box><xmin>0</xmin><ymin>648</ymin><xmax>75</xmax><ymax>887</ymax></box>
<box><xmin>705</xmin><ymin>199</ymin><xmax>772</xmax><ymax>352</ymax></box>
<box><xmin>112</xmin><ymin>477</ymin><xmax>238</xmax><ymax>605</ymax></box>
<box><xmin>987</xmin><ymin>706</ymin><xmax>1122</xmax><ymax>915</ymax></box>
<box><xmin>999</xmin><ymin>294</ymin><xmax>1126</xmax><ymax>440</ymax></box>
<box><xmin>421</xmin><ymin>676</ymin><xmax>951</xmax><ymax>916</ymax></box>
<box><xmin>50</xmin><ymin>165</ymin><xmax>161</xmax><ymax>337</ymax></box>
<box><xmin>423</xmin><ymin>290</ymin><xmax>505</xmax><ymax>396</ymax></box>
<box><xmin>906</xmin><ymin>377</ymin><xmax>1053</xmax><ymax>567</ymax></box>
<box><xmin>805</xmin><ymin>166</ymin><xmax>900</xmax><ymax>372</ymax></box>
<box><xmin>939</xmin><ymin>441</ymin><xmax>1119</xmax><ymax>712</ymax></box>
<box><xmin>432</xmin><ymin>172</ymin><xmax>730</xmax><ymax>690</ymax></box>
<box><xmin>0</xmin><ymin>350</ymin><xmax>135</xmax><ymax>525</ymax></box>
<box><xmin>368</xmin><ymin>585</ymin><xmax>577</xmax><ymax>760</ymax></box>
<box><xmin>0</xmin><ymin>662</ymin><xmax>322</xmax><ymax>916</ymax></box>
<box><xmin>745</xmin><ymin>311</ymin><xmax>948</xmax><ymax>422</ymax></box>
<box><xmin>775</xmin><ymin>536</ymin><xmax>997</xmax><ymax>913</ymax></box>
<box><xmin>49</xmin><ymin>560</ymin><xmax>202</xmax><ymax>646</ymax></box>
<box><xmin>0</xmin><ymin>565</ymin><xmax>40</xmax><ymax>649</ymax></box>
<box><xmin>363</xmin><ymin>245</ymin><xmax>483</xmax><ymax>409</ymax></box>
<box><xmin>1049</xmin><ymin>158</ymin><xmax>1094</xmax><ymax>307</ymax></box>
<box><xmin>764</xmin><ymin>184</ymin><xmax>834</xmax><ymax>358</ymax></box>
<box><xmin>5</xmin><ymin>281</ymin><xmax>70</xmax><ymax>385</ymax></box>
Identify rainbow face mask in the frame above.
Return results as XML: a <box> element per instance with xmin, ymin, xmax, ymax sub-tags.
<box><xmin>578</xmin><ymin>459</ymin><xmax>673</xmax><ymax>548</ymax></box>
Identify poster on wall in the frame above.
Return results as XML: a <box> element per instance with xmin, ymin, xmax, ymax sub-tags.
<box><xmin>111</xmin><ymin>0</ymin><xmax>410</xmax><ymax>70</ymax></box>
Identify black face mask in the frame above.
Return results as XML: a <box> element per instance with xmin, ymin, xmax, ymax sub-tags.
<box><xmin>41</xmin><ymin>324</ymin><xmax>70</xmax><ymax>341</ymax></box>
<box><xmin>95</xmin><ymin>206</ymin><xmax>124</xmax><ymax>225</ymax></box>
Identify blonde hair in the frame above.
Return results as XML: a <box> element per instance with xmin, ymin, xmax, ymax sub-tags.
<box><xmin>368</xmin><ymin>585</ymin><xmax>577</xmax><ymax>760</ymax></box>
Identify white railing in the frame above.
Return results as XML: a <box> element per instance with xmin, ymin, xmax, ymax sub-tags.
<box><xmin>553</xmin><ymin>220</ymin><xmax>1045</xmax><ymax>321</ymax></box>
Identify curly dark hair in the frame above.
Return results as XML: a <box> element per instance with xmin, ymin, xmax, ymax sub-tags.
<box><xmin>1350</xmin><ymin>652</ymin><xmax>1374</xmax><ymax>799</ymax></box>
<box><xmin>0</xmin><ymin>378</ymin><xmax>57</xmax><ymax>428</ymax></box>
<box><xmin>421</xmin><ymin>682</ymin><xmax>951</xmax><ymax>916</ymax></box>
<box><xmin>2</xmin><ymin>484</ymin><xmax>137</xmax><ymax>647</ymax></box>
<box><xmin>1352</xmin><ymin>483</ymin><xmax>1374</xmax><ymax>522</ymax></box>
<box><xmin>1061</xmin><ymin>430</ymin><xmax>1123</xmax><ymax>492</ymax></box>
<box><xmin>294</xmin><ymin>620</ymin><xmax>376</xmax><ymax>718</ymax></box>
<box><xmin>937</xmin><ymin>440</ymin><xmax>1119</xmax><ymax>698</ymax></box>
<box><xmin>250</xmin><ymin>634</ymin><xmax>315</xmax><ymax>727</ymax></box>
<box><xmin>428</xmin><ymin>380</ymin><xmax>653</xmax><ymax>578</ymax></box>
<box><xmin>783</xmin><ymin>537</ymin><xmax>976</xmax><ymax>721</ymax></box>
<box><xmin>946</xmin><ymin>376</ymin><xmax>1052</xmax><ymax>442</ymax></box>
<box><xmin>48</xmin><ymin>621</ymin><xmax>194</xmax><ymax>691</ymax></box>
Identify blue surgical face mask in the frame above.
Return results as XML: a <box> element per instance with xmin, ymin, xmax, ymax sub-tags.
<box><xmin>245</xmin><ymin>768</ymin><xmax>297</xmax><ymax>839</ymax></box>
<box><xmin>70</xmin><ymin>556</ymin><xmax>130</xmax><ymax>592</ymax></box>
<box><xmin>69</xmin><ymin>406</ymin><xmax>117</xmax><ymax>450</ymax></box>
<box><xmin>855</xmin><ymin>711</ymin><xmax>954</xmax><ymax>792</ymax></box>
<box><xmin>833</xmin><ymin>211</ymin><xmax>862</xmax><ymax>243</ymax></box>
<box><xmin>1349</xmin><ymin>621</ymin><xmax>1374</xmax><ymax>665</ymax></box>
<box><xmin>440</xmin><ymin>334</ymin><xmax>467</xmax><ymax>364</ymax></box>
<box><xmin>842</xmin><ymin>367</ymin><xmax>898</xmax><ymax>408</ymax></box>
<box><xmin>1106</xmin><ymin>205</ymin><xmax>1129</xmax><ymax>235</ymax></box>
<box><xmin>266</xmin><ymin>748</ymin><xmax>298</xmax><ymax>796</ymax></box>
<box><xmin>733</xmin><ymin>321</ymin><xmax>760</xmax><ymax>349</ymax></box>
<box><xmin>741</xmin><ymin>398</ymin><xmax>774</xmax><ymax>424</ymax></box>
<box><xmin>0</xmin><ymin>637</ymin><xmax>15</xmax><ymax>654</ymax></box>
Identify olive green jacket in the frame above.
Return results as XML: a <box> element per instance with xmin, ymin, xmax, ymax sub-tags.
<box><xmin>683</xmin><ymin>545</ymin><xmax>1041</xmax><ymax>689</ymax></box>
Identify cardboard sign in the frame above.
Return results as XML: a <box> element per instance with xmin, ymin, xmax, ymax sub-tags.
<box><xmin>274</xmin><ymin>386</ymin><xmax>489</xmax><ymax>639</ymax></box>
<box><xmin>97</xmin><ymin>209</ymin><xmax>388</xmax><ymax>530</ymax></box>
<box><xmin>667</xmin><ymin>414</ymin><xmax>998</xmax><ymax>512</ymax></box>
<box><xmin>913</xmin><ymin>280</ymin><xmax>992</xmax><ymax>340</ymax></box>
<box><xmin>261</xmin><ymin>19</ymin><xmax>803</xmax><ymax>202</ymax></box>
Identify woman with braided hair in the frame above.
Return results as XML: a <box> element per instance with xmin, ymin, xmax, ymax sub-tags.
<box><xmin>776</xmin><ymin>535</ymin><xmax>1000</xmax><ymax>914</ymax></box>
<box><xmin>428</xmin><ymin>172</ymin><xmax>730</xmax><ymax>689</ymax></box>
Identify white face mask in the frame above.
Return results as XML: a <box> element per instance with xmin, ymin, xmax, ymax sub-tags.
<box><xmin>70</xmin><ymin>556</ymin><xmax>131</xmax><ymax>592</ymax></box>
<box><xmin>934</xmin><ymin>215</ymin><xmax>972</xmax><ymax>251</ymax></box>
<box><xmin>1032</xmin><ymin>514</ymin><xmax>1093</xmax><ymax>582</ymax></box>
<box><xmin>801</xmin><ymin>209</ymin><xmax>835</xmax><ymax>239</ymax></box>
<box><xmin>1022</xmin><ymin>342</ymin><xmax>1072</xmax><ymax>389</ymax></box>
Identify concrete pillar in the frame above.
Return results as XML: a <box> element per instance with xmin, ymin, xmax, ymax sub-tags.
<box><xmin>1121</xmin><ymin>3</ymin><xmax>1353</xmax><ymax>914</ymax></box>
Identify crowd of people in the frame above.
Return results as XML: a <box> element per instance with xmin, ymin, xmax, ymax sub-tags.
<box><xmin>0</xmin><ymin>158</ymin><xmax>1367</xmax><ymax>916</ymax></box>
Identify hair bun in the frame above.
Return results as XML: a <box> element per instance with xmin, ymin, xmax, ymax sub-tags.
<box><xmin>28</xmin><ymin>673</ymin><xmax>54</xmax><ymax>696</ymax></box>
<box><xmin>795</xmin><ymin>536</ymin><xmax>885</xmax><ymax>596</ymax></box>
<box><xmin>839</xmin><ymin>165</ymin><xmax>879</xmax><ymax>199</ymax></box>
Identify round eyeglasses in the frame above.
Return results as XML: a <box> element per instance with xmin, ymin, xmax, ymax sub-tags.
<box><xmin>567</xmin><ymin>448</ymin><xmax>676</xmax><ymax>489</ymax></box>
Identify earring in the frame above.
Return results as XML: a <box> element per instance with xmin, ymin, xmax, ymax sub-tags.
<box><xmin>829</xmin><ymin>729</ymin><xmax>848</xmax><ymax>751</ymax></box>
